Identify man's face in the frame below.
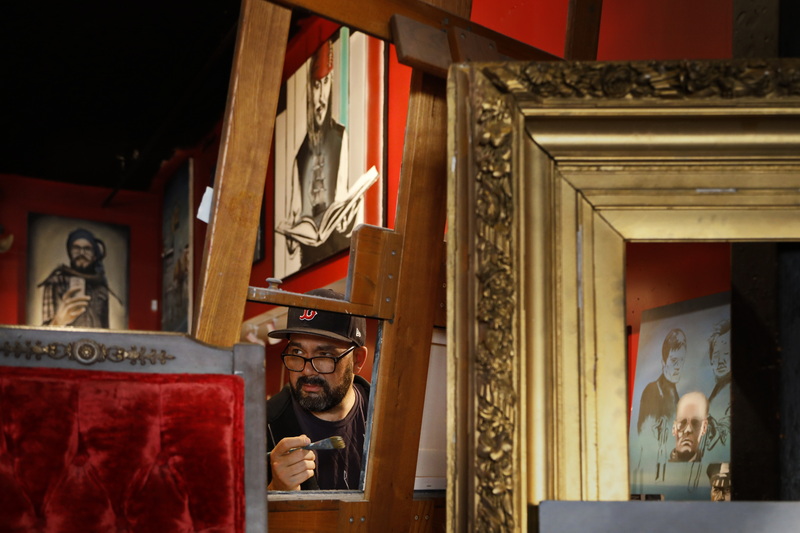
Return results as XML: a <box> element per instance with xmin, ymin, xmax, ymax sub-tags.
<box><xmin>710</xmin><ymin>331</ymin><xmax>731</xmax><ymax>380</ymax></box>
<box><xmin>310</xmin><ymin>72</ymin><xmax>332</xmax><ymax>128</ymax></box>
<box><xmin>286</xmin><ymin>333</ymin><xmax>355</xmax><ymax>413</ymax></box>
<box><xmin>672</xmin><ymin>393</ymin><xmax>708</xmax><ymax>459</ymax></box>
<box><xmin>69</xmin><ymin>238</ymin><xmax>95</xmax><ymax>270</ymax></box>
<box><xmin>662</xmin><ymin>347</ymin><xmax>686</xmax><ymax>384</ymax></box>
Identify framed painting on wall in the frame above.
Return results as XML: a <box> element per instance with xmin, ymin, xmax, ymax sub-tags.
<box><xmin>161</xmin><ymin>160</ymin><xmax>193</xmax><ymax>333</ymax></box>
<box><xmin>26</xmin><ymin>213</ymin><xmax>129</xmax><ymax>329</ymax></box>
<box><xmin>273</xmin><ymin>27</ymin><xmax>384</xmax><ymax>279</ymax></box>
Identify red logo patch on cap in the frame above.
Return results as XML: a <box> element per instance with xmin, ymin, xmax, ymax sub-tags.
<box><xmin>299</xmin><ymin>310</ymin><xmax>318</xmax><ymax>321</ymax></box>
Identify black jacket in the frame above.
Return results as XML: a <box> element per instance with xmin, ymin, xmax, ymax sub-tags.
<box><xmin>266</xmin><ymin>375</ymin><xmax>371</xmax><ymax>491</ymax></box>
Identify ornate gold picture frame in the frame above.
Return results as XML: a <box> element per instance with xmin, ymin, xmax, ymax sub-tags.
<box><xmin>448</xmin><ymin>59</ymin><xmax>800</xmax><ymax>531</ymax></box>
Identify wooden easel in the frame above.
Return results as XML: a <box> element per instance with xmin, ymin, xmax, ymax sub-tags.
<box><xmin>192</xmin><ymin>0</ymin><xmax>601</xmax><ymax>530</ymax></box>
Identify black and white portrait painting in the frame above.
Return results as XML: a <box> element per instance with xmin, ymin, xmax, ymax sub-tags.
<box><xmin>26</xmin><ymin>213</ymin><xmax>129</xmax><ymax>329</ymax></box>
<box><xmin>273</xmin><ymin>28</ymin><xmax>382</xmax><ymax>278</ymax></box>
<box><xmin>629</xmin><ymin>291</ymin><xmax>731</xmax><ymax>500</ymax></box>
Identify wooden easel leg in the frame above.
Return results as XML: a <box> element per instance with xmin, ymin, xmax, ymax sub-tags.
<box><xmin>364</xmin><ymin>70</ymin><xmax>449</xmax><ymax>525</ymax></box>
<box><xmin>194</xmin><ymin>0</ymin><xmax>291</xmax><ymax>346</ymax></box>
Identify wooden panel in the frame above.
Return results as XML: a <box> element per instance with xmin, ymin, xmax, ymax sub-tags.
<box><xmin>364</xmin><ymin>69</ymin><xmax>450</xmax><ymax>520</ymax></box>
<box><xmin>337</xmin><ymin>501</ymin><xmax>370</xmax><ymax>531</ymax></box>
<box><xmin>346</xmin><ymin>225</ymin><xmax>403</xmax><ymax>318</ymax></box>
<box><xmin>193</xmin><ymin>0</ymin><xmax>290</xmax><ymax>346</ymax></box>
<box><xmin>564</xmin><ymin>0</ymin><xmax>603</xmax><ymax>60</ymax></box>
<box><xmin>267</xmin><ymin>500</ymin><xmax>339</xmax><ymax>533</ymax></box>
<box><xmin>391</xmin><ymin>14</ymin><xmax>452</xmax><ymax>78</ymax></box>
<box><xmin>409</xmin><ymin>499</ymin><xmax>436</xmax><ymax>532</ymax></box>
<box><xmin>391</xmin><ymin>14</ymin><xmax>505</xmax><ymax>78</ymax></box>
<box><xmin>265</xmin><ymin>497</ymin><xmax>445</xmax><ymax>532</ymax></box>
<box><xmin>267</xmin><ymin>510</ymin><xmax>339</xmax><ymax>533</ymax></box>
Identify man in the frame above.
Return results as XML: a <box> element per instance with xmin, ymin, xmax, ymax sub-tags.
<box><xmin>285</xmin><ymin>38</ymin><xmax>353</xmax><ymax>268</ymax></box>
<box><xmin>38</xmin><ymin>228</ymin><xmax>115</xmax><ymax>327</ymax></box>
<box><xmin>634</xmin><ymin>328</ymin><xmax>686</xmax><ymax>479</ymax></box>
<box><xmin>669</xmin><ymin>391</ymin><xmax>709</xmax><ymax>462</ymax></box>
<box><xmin>266</xmin><ymin>288</ymin><xmax>369</xmax><ymax>491</ymax></box>
<box><xmin>637</xmin><ymin>328</ymin><xmax>687</xmax><ymax>438</ymax></box>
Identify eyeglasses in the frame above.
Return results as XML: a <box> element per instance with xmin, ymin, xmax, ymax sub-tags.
<box><xmin>281</xmin><ymin>344</ymin><xmax>357</xmax><ymax>374</ymax></box>
<box><xmin>70</xmin><ymin>245</ymin><xmax>94</xmax><ymax>255</ymax></box>
<box><xmin>674</xmin><ymin>417</ymin><xmax>704</xmax><ymax>433</ymax></box>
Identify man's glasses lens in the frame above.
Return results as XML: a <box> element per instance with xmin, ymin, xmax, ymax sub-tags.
<box><xmin>282</xmin><ymin>355</ymin><xmax>337</xmax><ymax>373</ymax></box>
<box><xmin>281</xmin><ymin>344</ymin><xmax>357</xmax><ymax>374</ymax></box>
<box><xmin>676</xmin><ymin>417</ymin><xmax>703</xmax><ymax>432</ymax></box>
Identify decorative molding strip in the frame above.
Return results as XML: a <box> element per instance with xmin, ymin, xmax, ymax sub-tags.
<box><xmin>482</xmin><ymin>59</ymin><xmax>800</xmax><ymax>101</ymax></box>
<box><xmin>471</xmin><ymin>66</ymin><xmax>518</xmax><ymax>532</ymax></box>
<box><xmin>1</xmin><ymin>338</ymin><xmax>176</xmax><ymax>366</ymax></box>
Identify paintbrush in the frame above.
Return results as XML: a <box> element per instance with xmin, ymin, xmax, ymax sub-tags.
<box><xmin>289</xmin><ymin>436</ymin><xmax>345</xmax><ymax>452</ymax></box>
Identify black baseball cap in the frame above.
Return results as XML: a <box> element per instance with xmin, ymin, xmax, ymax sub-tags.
<box><xmin>267</xmin><ymin>288</ymin><xmax>366</xmax><ymax>346</ymax></box>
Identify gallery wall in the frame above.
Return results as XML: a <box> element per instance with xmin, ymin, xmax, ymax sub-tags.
<box><xmin>1</xmin><ymin>0</ymin><xmax>733</xmax><ymax>337</ymax></box>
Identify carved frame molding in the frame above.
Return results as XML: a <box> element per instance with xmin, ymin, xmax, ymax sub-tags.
<box><xmin>1</xmin><ymin>338</ymin><xmax>176</xmax><ymax>366</ymax></box>
<box><xmin>448</xmin><ymin>58</ymin><xmax>800</xmax><ymax>532</ymax></box>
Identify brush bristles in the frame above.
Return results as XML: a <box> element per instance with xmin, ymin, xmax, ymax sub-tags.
<box><xmin>330</xmin><ymin>436</ymin><xmax>345</xmax><ymax>449</ymax></box>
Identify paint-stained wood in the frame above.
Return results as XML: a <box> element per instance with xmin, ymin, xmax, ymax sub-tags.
<box><xmin>193</xmin><ymin>0</ymin><xmax>290</xmax><ymax>346</ymax></box>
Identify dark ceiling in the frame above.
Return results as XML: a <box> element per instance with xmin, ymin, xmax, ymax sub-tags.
<box><xmin>1</xmin><ymin>1</ymin><xmax>244</xmax><ymax>192</ymax></box>
<box><xmin>4</xmin><ymin>2</ymin><xmax>797</xmax><ymax>195</ymax></box>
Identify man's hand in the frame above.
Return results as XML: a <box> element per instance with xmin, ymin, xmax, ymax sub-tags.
<box><xmin>50</xmin><ymin>286</ymin><xmax>91</xmax><ymax>326</ymax></box>
<box><xmin>268</xmin><ymin>435</ymin><xmax>316</xmax><ymax>491</ymax></box>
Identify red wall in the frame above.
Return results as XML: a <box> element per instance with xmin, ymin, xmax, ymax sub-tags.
<box><xmin>471</xmin><ymin>0</ymin><xmax>569</xmax><ymax>57</ymax></box>
<box><xmin>471</xmin><ymin>0</ymin><xmax>732</xmax><ymax>61</ymax></box>
<box><xmin>598</xmin><ymin>0</ymin><xmax>733</xmax><ymax>60</ymax></box>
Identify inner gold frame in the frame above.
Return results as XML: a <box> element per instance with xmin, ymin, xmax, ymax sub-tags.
<box><xmin>447</xmin><ymin>59</ymin><xmax>800</xmax><ymax>531</ymax></box>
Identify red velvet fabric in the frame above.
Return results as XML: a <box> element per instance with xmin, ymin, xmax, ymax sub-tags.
<box><xmin>0</xmin><ymin>366</ymin><xmax>244</xmax><ymax>533</ymax></box>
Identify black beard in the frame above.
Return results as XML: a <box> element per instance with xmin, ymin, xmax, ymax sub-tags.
<box><xmin>291</xmin><ymin>363</ymin><xmax>353</xmax><ymax>412</ymax></box>
<box><xmin>70</xmin><ymin>258</ymin><xmax>96</xmax><ymax>274</ymax></box>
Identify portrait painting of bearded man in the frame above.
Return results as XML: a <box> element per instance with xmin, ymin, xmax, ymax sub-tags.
<box><xmin>273</xmin><ymin>28</ymin><xmax>385</xmax><ymax>279</ymax></box>
<box><xmin>26</xmin><ymin>214</ymin><xmax>128</xmax><ymax>329</ymax></box>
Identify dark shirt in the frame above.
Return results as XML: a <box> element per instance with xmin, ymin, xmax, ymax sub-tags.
<box><xmin>637</xmin><ymin>373</ymin><xmax>680</xmax><ymax>437</ymax></box>
<box><xmin>292</xmin><ymin>381</ymin><xmax>367</xmax><ymax>490</ymax></box>
<box><xmin>267</xmin><ymin>375</ymin><xmax>370</xmax><ymax>491</ymax></box>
